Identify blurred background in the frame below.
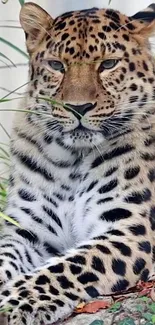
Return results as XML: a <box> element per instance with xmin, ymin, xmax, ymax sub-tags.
<box><xmin>0</xmin><ymin>0</ymin><xmax>154</xmax><ymax>181</ymax></box>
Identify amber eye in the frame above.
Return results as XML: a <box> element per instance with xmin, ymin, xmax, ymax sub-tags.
<box><xmin>48</xmin><ymin>60</ymin><xmax>65</xmax><ymax>72</ymax></box>
<box><xmin>99</xmin><ymin>59</ymin><xmax>119</xmax><ymax>72</ymax></box>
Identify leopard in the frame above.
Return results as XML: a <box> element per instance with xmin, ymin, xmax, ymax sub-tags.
<box><xmin>0</xmin><ymin>2</ymin><xmax>155</xmax><ymax>324</ymax></box>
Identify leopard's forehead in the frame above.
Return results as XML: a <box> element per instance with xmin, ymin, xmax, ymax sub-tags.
<box><xmin>43</xmin><ymin>8</ymin><xmax>134</xmax><ymax>61</ymax></box>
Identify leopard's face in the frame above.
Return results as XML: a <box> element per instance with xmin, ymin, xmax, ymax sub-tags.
<box><xmin>23</xmin><ymin>6</ymin><xmax>155</xmax><ymax>148</ymax></box>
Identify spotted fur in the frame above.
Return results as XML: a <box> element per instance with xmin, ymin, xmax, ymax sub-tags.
<box><xmin>0</xmin><ymin>2</ymin><xmax>155</xmax><ymax>324</ymax></box>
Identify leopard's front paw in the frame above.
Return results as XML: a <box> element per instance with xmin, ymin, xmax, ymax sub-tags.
<box><xmin>0</xmin><ymin>274</ymin><xmax>77</xmax><ymax>325</ymax></box>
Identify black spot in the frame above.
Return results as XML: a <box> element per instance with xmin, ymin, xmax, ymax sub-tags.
<box><xmin>150</xmin><ymin>206</ymin><xmax>155</xmax><ymax>230</ymax></box>
<box><xmin>111</xmin><ymin>242</ymin><xmax>131</xmax><ymax>256</ymax></box>
<box><xmin>55</xmin><ymin>22</ymin><xmax>66</xmax><ymax>30</ymax></box>
<box><xmin>43</xmin><ymin>134</ymin><xmax>53</xmax><ymax>144</ymax></box>
<box><xmin>140</xmin><ymin>269</ymin><xmax>149</xmax><ymax>282</ymax></box>
<box><xmin>8</xmin><ymin>299</ymin><xmax>19</xmax><ymax>306</ymax></box>
<box><xmin>87</xmin><ymin>181</ymin><xmax>98</xmax><ymax>192</ymax></box>
<box><xmin>1</xmin><ymin>252</ymin><xmax>16</xmax><ymax>260</ymax></box>
<box><xmin>50</xmin><ymin>285</ymin><xmax>59</xmax><ymax>295</ymax></box>
<box><xmin>112</xmin><ymin>259</ymin><xmax>126</xmax><ymax>276</ymax></box>
<box><xmin>141</xmin><ymin>153</ymin><xmax>155</xmax><ymax>161</ymax></box>
<box><xmin>61</xmin><ymin>33</ymin><xmax>69</xmax><ymax>41</ymax></box>
<box><xmin>109</xmin><ymin>22</ymin><xmax>118</xmax><ymax>30</ymax></box>
<box><xmin>35</xmin><ymin>275</ymin><xmax>50</xmax><ymax>285</ymax></box>
<box><xmin>102</xmin><ymin>26</ymin><xmax>111</xmax><ymax>32</ymax></box>
<box><xmin>13</xmin><ymin>152</ymin><xmax>55</xmax><ymax>182</ymax></box>
<box><xmin>39</xmin><ymin>295</ymin><xmax>51</xmax><ymax>301</ymax></box>
<box><xmin>18</xmin><ymin>189</ymin><xmax>36</xmax><ymax>202</ymax></box>
<box><xmin>20</xmin><ymin>304</ymin><xmax>33</xmax><ymax>313</ymax></box>
<box><xmin>129</xmin><ymin>96</ymin><xmax>138</xmax><ymax>103</ymax></box>
<box><xmin>92</xmin><ymin>256</ymin><xmax>105</xmax><ymax>274</ymax></box>
<box><xmin>143</xmin><ymin>61</ymin><xmax>148</xmax><ymax>71</ymax></box>
<box><xmin>107</xmin><ymin>230</ymin><xmax>125</xmax><ymax>236</ymax></box>
<box><xmin>104</xmin><ymin>167</ymin><xmax>118</xmax><ymax>177</ymax></box>
<box><xmin>78</xmin><ymin>272</ymin><xmax>99</xmax><ymax>284</ymax></box>
<box><xmin>124</xmin><ymin>166</ymin><xmax>140</xmax><ymax>179</ymax></box>
<box><xmin>53</xmin><ymin>299</ymin><xmax>64</xmax><ymax>307</ymax></box>
<box><xmin>1</xmin><ymin>290</ymin><xmax>10</xmax><ymax>296</ymax></box>
<box><xmin>148</xmin><ymin>169</ymin><xmax>155</xmax><ymax>182</ymax></box>
<box><xmin>10</xmin><ymin>261</ymin><xmax>18</xmax><ymax>271</ymax></box>
<box><xmin>127</xmin><ymin>23</ymin><xmax>135</xmax><ymax>30</ymax></box>
<box><xmin>89</xmin><ymin>45</ymin><xmax>94</xmax><ymax>52</ymax></box>
<box><xmin>129</xmin><ymin>62</ymin><xmax>135</xmax><ymax>71</ymax></box>
<box><xmin>70</xmin><ymin>264</ymin><xmax>82</xmax><ymax>275</ymax></box>
<box><xmin>33</xmin><ymin>286</ymin><xmax>45</xmax><ymax>294</ymax></box>
<box><xmin>16</xmin><ymin>229</ymin><xmax>38</xmax><ymax>244</ymax></box>
<box><xmin>138</xmin><ymin>241</ymin><xmax>151</xmax><ymax>254</ymax></box>
<box><xmin>64</xmin><ymin>292</ymin><xmax>79</xmax><ymax>301</ymax></box>
<box><xmin>57</xmin><ymin>276</ymin><xmax>74</xmax><ymax>289</ymax></box>
<box><xmin>105</xmin><ymin>10</ymin><xmax>120</xmax><ymax>23</ymax></box>
<box><xmin>69</xmin><ymin>20</ymin><xmax>75</xmax><ymax>25</ymax></box>
<box><xmin>98</xmin><ymin>32</ymin><xmax>106</xmax><ymax>40</ymax></box>
<box><xmin>125</xmin><ymin>189</ymin><xmax>151</xmax><ymax>204</ymax></box>
<box><xmin>19</xmin><ymin>290</ymin><xmax>31</xmax><ymax>298</ymax></box>
<box><xmin>129</xmin><ymin>224</ymin><xmax>146</xmax><ymax>236</ymax></box>
<box><xmin>14</xmin><ymin>280</ymin><xmax>25</xmax><ymax>288</ymax></box>
<box><xmin>49</xmin><ymin>305</ymin><xmax>57</xmax><ymax>312</ymax></box>
<box><xmin>66</xmin><ymin>255</ymin><xmax>86</xmax><ymax>265</ymax></box>
<box><xmin>98</xmin><ymin>179</ymin><xmax>118</xmax><ymax>194</ymax></box>
<box><xmin>123</xmin><ymin>34</ymin><xmax>129</xmax><ymax>41</ymax></box>
<box><xmin>43</xmin><ymin>206</ymin><xmax>62</xmax><ymax>229</ymax></box>
<box><xmin>94</xmin><ymin>236</ymin><xmax>108</xmax><ymax>242</ymax></box>
<box><xmin>91</xmin><ymin>145</ymin><xmax>134</xmax><ymax>168</ymax></box>
<box><xmin>44</xmin><ymin>242</ymin><xmax>59</xmax><ymax>255</ymax></box>
<box><xmin>96</xmin><ymin>244</ymin><xmax>111</xmax><ymax>254</ymax></box>
<box><xmin>97</xmin><ymin>198</ymin><xmax>113</xmax><ymax>204</ymax></box>
<box><xmin>133</xmin><ymin>258</ymin><xmax>146</xmax><ymax>275</ymax></box>
<box><xmin>85</xmin><ymin>286</ymin><xmax>99</xmax><ymax>298</ymax></box>
<box><xmin>112</xmin><ymin>279</ymin><xmax>129</xmax><ymax>292</ymax></box>
<box><xmin>137</xmin><ymin>71</ymin><xmax>145</xmax><ymax>78</ymax></box>
<box><xmin>100</xmin><ymin>208</ymin><xmax>132</xmax><ymax>222</ymax></box>
<box><xmin>79</xmin><ymin>245</ymin><xmax>92</xmax><ymax>250</ymax></box>
<box><xmin>48</xmin><ymin>263</ymin><xmax>64</xmax><ymax>273</ymax></box>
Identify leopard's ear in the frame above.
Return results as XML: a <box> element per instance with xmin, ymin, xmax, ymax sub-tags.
<box><xmin>129</xmin><ymin>4</ymin><xmax>155</xmax><ymax>40</ymax></box>
<box><xmin>20</xmin><ymin>2</ymin><xmax>53</xmax><ymax>55</ymax></box>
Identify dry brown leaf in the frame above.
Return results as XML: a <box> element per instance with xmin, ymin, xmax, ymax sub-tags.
<box><xmin>149</xmin><ymin>287</ymin><xmax>155</xmax><ymax>301</ymax></box>
<box><xmin>75</xmin><ymin>300</ymin><xmax>111</xmax><ymax>314</ymax></box>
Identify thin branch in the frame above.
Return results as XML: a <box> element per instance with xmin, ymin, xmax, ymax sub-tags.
<box><xmin>0</xmin><ymin>63</ymin><xmax>28</xmax><ymax>69</ymax></box>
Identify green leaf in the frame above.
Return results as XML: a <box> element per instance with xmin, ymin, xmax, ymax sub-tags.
<box><xmin>18</xmin><ymin>0</ymin><xmax>24</xmax><ymax>6</ymax></box>
<box><xmin>139</xmin><ymin>296</ymin><xmax>149</xmax><ymax>302</ymax></box>
<box><xmin>0</xmin><ymin>37</ymin><xmax>28</xmax><ymax>58</ymax></box>
<box><xmin>152</xmin><ymin>315</ymin><xmax>155</xmax><ymax>324</ymax></box>
<box><xmin>0</xmin><ymin>212</ymin><xmax>22</xmax><ymax>228</ymax></box>
<box><xmin>118</xmin><ymin>318</ymin><xmax>136</xmax><ymax>325</ymax></box>
<box><xmin>0</xmin><ymin>305</ymin><xmax>12</xmax><ymax>313</ymax></box>
<box><xmin>0</xmin><ymin>52</ymin><xmax>16</xmax><ymax>66</ymax></box>
<box><xmin>149</xmin><ymin>304</ymin><xmax>155</xmax><ymax>314</ymax></box>
<box><xmin>109</xmin><ymin>302</ymin><xmax>121</xmax><ymax>312</ymax></box>
<box><xmin>89</xmin><ymin>321</ymin><xmax>104</xmax><ymax>325</ymax></box>
<box><xmin>143</xmin><ymin>313</ymin><xmax>153</xmax><ymax>321</ymax></box>
<box><xmin>136</xmin><ymin>304</ymin><xmax>143</xmax><ymax>313</ymax></box>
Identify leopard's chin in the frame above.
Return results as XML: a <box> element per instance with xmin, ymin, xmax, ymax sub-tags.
<box><xmin>62</xmin><ymin>130</ymin><xmax>105</xmax><ymax>149</ymax></box>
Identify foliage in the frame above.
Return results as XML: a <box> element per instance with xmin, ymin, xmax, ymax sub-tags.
<box><xmin>118</xmin><ymin>318</ymin><xmax>136</xmax><ymax>325</ymax></box>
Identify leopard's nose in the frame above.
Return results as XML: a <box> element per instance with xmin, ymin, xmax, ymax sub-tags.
<box><xmin>64</xmin><ymin>103</ymin><xmax>95</xmax><ymax>120</ymax></box>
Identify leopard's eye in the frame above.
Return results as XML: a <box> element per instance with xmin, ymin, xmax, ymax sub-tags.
<box><xmin>99</xmin><ymin>59</ymin><xmax>119</xmax><ymax>72</ymax></box>
<box><xmin>48</xmin><ymin>60</ymin><xmax>65</xmax><ymax>72</ymax></box>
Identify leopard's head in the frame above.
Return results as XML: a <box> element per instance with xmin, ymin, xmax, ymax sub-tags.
<box><xmin>20</xmin><ymin>3</ymin><xmax>155</xmax><ymax>148</ymax></box>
